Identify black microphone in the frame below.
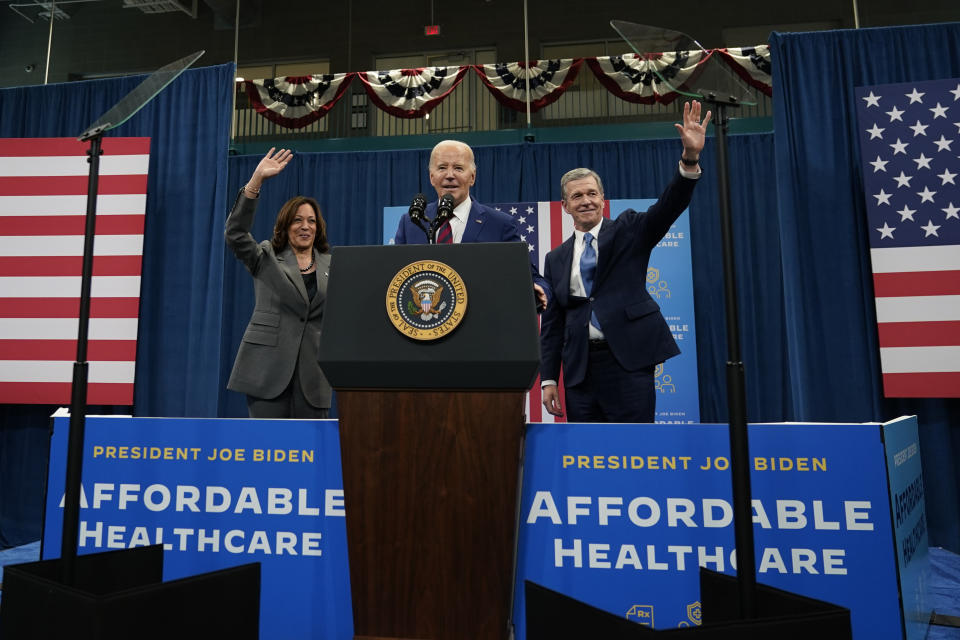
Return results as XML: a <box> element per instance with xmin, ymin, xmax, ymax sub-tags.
<box><xmin>436</xmin><ymin>193</ymin><xmax>455</xmax><ymax>223</ymax></box>
<box><xmin>409</xmin><ymin>193</ymin><xmax>427</xmax><ymax>223</ymax></box>
<box><xmin>407</xmin><ymin>193</ymin><xmax>428</xmax><ymax>238</ymax></box>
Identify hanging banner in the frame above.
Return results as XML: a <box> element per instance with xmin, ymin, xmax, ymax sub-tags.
<box><xmin>0</xmin><ymin>137</ymin><xmax>150</xmax><ymax>405</ymax></box>
<box><xmin>853</xmin><ymin>77</ymin><xmax>960</xmax><ymax>397</ymax></box>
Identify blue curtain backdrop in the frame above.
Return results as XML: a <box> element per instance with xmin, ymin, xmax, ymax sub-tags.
<box><xmin>769</xmin><ymin>23</ymin><xmax>960</xmax><ymax>550</ymax></box>
<box><xmin>0</xmin><ymin>62</ymin><xmax>233</xmax><ymax>546</ymax></box>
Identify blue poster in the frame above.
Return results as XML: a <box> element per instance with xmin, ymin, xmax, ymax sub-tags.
<box><xmin>882</xmin><ymin>415</ymin><xmax>931</xmax><ymax>640</ymax></box>
<box><xmin>45</xmin><ymin>416</ymin><xmax>910</xmax><ymax>639</ymax></box>
<box><xmin>615</xmin><ymin>199</ymin><xmax>699</xmax><ymax>424</ymax></box>
<box><xmin>514</xmin><ymin>421</ymin><xmax>902</xmax><ymax>637</ymax></box>
<box><xmin>43</xmin><ymin>413</ymin><xmax>353</xmax><ymax>640</ymax></box>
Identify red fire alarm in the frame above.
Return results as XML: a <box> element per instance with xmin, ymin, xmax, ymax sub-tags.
<box><xmin>424</xmin><ymin>24</ymin><xmax>440</xmax><ymax>36</ymax></box>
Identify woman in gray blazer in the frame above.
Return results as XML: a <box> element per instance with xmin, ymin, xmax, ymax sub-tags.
<box><xmin>225</xmin><ymin>148</ymin><xmax>332</xmax><ymax>418</ymax></box>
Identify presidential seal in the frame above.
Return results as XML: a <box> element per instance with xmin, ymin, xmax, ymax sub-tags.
<box><xmin>386</xmin><ymin>260</ymin><xmax>468</xmax><ymax>340</ymax></box>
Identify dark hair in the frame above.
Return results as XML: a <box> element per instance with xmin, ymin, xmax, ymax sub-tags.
<box><xmin>271</xmin><ymin>196</ymin><xmax>330</xmax><ymax>253</ymax></box>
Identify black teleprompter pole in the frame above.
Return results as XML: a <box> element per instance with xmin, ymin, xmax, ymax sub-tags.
<box><xmin>605</xmin><ymin>18</ymin><xmax>761</xmax><ymax>615</ymax></box>
<box><xmin>710</xmin><ymin>98</ymin><xmax>757</xmax><ymax>618</ymax></box>
<box><xmin>60</xmin><ymin>135</ymin><xmax>103</xmax><ymax>585</ymax></box>
<box><xmin>56</xmin><ymin>49</ymin><xmax>204</xmax><ymax>586</ymax></box>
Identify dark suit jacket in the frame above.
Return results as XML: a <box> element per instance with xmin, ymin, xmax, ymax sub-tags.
<box><xmin>540</xmin><ymin>171</ymin><xmax>697</xmax><ymax>388</ymax></box>
<box><xmin>393</xmin><ymin>198</ymin><xmax>551</xmax><ymax>299</ymax></box>
<box><xmin>225</xmin><ymin>191</ymin><xmax>332</xmax><ymax>408</ymax></box>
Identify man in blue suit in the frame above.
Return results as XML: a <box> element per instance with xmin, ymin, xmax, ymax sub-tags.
<box><xmin>394</xmin><ymin>139</ymin><xmax>550</xmax><ymax>310</ymax></box>
<box><xmin>540</xmin><ymin>100</ymin><xmax>712</xmax><ymax>422</ymax></box>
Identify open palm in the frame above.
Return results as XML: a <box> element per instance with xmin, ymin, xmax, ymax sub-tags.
<box><xmin>254</xmin><ymin>147</ymin><xmax>293</xmax><ymax>181</ymax></box>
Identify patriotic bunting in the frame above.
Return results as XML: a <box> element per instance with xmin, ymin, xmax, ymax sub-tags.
<box><xmin>357</xmin><ymin>66</ymin><xmax>469</xmax><ymax>118</ymax></box>
<box><xmin>241</xmin><ymin>48</ymin><xmax>771</xmax><ymax>128</ymax></box>
<box><xmin>714</xmin><ymin>46</ymin><xmax>773</xmax><ymax>96</ymax></box>
<box><xmin>473</xmin><ymin>59</ymin><xmax>582</xmax><ymax>112</ymax></box>
<box><xmin>586</xmin><ymin>50</ymin><xmax>710</xmax><ymax>104</ymax></box>
<box><xmin>243</xmin><ymin>74</ymin><xmax>354</xmax><ymax>129</ymax></box>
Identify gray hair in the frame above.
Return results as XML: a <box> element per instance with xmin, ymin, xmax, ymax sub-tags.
<box><xmin>560</xmin><ymin>168</ymin><xmax>604</xmax><ymax>200</ymax></box>
<box><xmin>430</xmin><ymin>140</ymin><xmax>476</xmax><ymax>171</ymax></box>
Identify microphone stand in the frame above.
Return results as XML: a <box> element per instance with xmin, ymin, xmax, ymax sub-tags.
<box><xmin>428</xmin><ymin>196</ymin><xmax>454</xmax><ymax>244</ymax></box>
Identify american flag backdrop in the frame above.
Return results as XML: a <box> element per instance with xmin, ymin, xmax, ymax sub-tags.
<box><xmin>0</xmin><ymin>138</ymin><xmax>150</xmax><ymax>405</ymax></box>
<box><xmin>855</xmin><ymin>78</ymin><xmax>960</xmax><ymax>397</ymax></box>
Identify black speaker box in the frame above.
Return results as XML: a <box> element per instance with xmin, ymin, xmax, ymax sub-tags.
<box><xmin>525</xmin><ymin>568</ymin><xmax>852</xmax><ymax>639</ymax></box>
<box><xmin>0</xmin><ymin>545</ymin><xmax>261</xmax><ymax>639</ymax></box>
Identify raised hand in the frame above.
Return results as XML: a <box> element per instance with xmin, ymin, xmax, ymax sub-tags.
<box><xmin>674</xmin><ymin>100</ymin><xmax>712</xmax><ymax>160</ymax></box>
<box><xmin>254</xmin><ymin>147</ymin><xmax>293</xmax><ymax>180</ymax></box>
<box><xmin>246</xmin><ymin>147</ymin><xmax>293</xmax><ymax>195</ymax></box>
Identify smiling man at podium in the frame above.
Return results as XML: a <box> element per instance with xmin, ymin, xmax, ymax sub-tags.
<box><xmin>393</xmin><ymin>139</ymin><xmax>551</xmax><ymax>311</ymax></box>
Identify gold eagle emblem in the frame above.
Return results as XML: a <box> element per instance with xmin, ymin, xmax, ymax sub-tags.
<box><xmin>410</xmin><ymin>282</ymin><xmax>444</xmax><ymax>314</ymax></box>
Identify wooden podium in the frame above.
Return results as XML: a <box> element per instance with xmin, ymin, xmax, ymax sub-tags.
<box><xmin>319</xmin><ymin>243</ymin><xmax>541</xmax><ymax>640</ymax></box>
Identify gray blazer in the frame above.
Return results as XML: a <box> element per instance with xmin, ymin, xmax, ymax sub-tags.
<box><xmin>225</xmin><ymin>191</ymin><xmax>332</xmax><ymax>408</ymax></box>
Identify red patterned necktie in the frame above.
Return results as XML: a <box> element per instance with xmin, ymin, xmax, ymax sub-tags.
<box><xmin>437</xmin><ymin>221</ymin><xmax>453</xmax><ymax>244</ymax></box>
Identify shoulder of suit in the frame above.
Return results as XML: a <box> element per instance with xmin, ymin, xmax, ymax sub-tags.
<box><xmin>608</xmin><ymin>208</ymin><xmax>643</xmax><ymax>225</ymax></box>
<box><xmin>545</xmin><ymin>234</ymin><xmax>574</xmax><ymax>258</ymax></box>
<box><xmin>473</xmin><ymin>201</ymin><xmax>516</xmax><ymax>224</ymax></box>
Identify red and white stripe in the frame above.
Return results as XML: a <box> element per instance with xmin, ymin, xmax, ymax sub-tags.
<box><xmin>870</xmin><ymin>245</ymin><xmax>960</xmax><ymax>397</ymax></box>
<box><xmin>522</xmin><ymin>200</ymin><xmax>611</xmax><ymax>422</ymax></box>
<box><xmin>0</xmin><ymin>137</ymin><xmax>150</xmax><ymax>405</ymax></box>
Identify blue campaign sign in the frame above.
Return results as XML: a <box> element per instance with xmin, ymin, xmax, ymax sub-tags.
<box><xmin>45</xmin><ymin>416</ymin><xmax>911</xmax><ymax>639</ymax></box>
<box><xmin>43</xmin><ymin>414</ymin><xmax>354</xmax><ymax>640</ymax></box>
<box><xmin>613</xmin><ymin>199</ymin><xmax>699</xmax><ymax>424</ymax></box>
<box><xmin>882</xmin><ymin>416</ymin><xmax>931</xmax><ymax>640</ymax></box>
<box><xmin>383</xmin><ymin>205</ymin><xmax>406</xmax><ymax>244</ymax></box>
<box><xmin>514</xmin><ymin>422</ymin><xmax>902</xmax><ymax>638</ymax></box>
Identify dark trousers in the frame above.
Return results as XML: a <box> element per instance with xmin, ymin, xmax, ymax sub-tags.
<box><xmin>564</xmin><ymin>341</ymin><xmax>657</xmax><ymax>423</ymax></box>
<box><xmin>246</xmin><ymin>363</ymin><xmax>329</xmax><ymax>419</ymax></box>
